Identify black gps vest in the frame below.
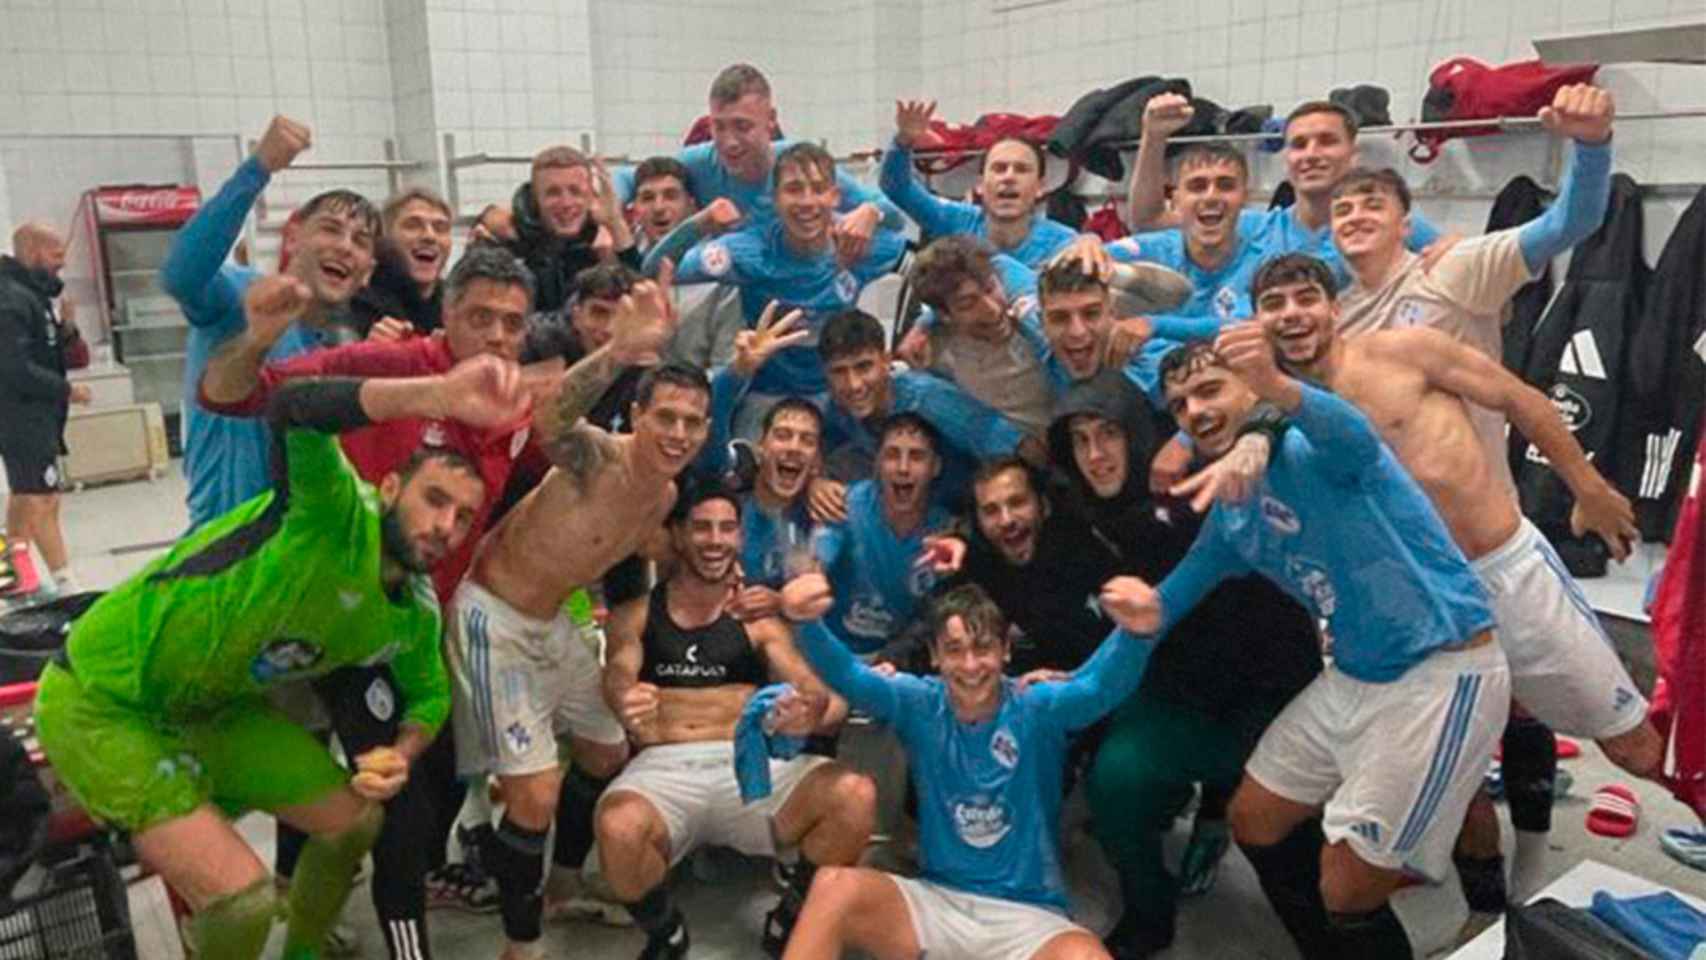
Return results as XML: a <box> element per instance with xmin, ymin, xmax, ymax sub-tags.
<box><xmin>639</xmin><ymin>583</ymin><xmax>767</xmax><ymax>689</ymax></box>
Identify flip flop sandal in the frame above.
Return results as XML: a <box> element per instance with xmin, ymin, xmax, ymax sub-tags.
<box><xmin>1586</xmin><ymin>784</ymin><xmax>1640</xmax><ymax>838</ymax></box>
<box><xmin>1661</xmin><ymin>829</ymin><xmax>1706</xmax><ymax>871</ymax></box>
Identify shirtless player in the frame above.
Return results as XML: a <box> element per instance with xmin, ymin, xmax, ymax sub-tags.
<box><xmin>597</xmin><ymin>483</ymin><xmax>874</xmax><ymax>959</ymax></box>
<box><xmin>444</xmin><ymin>269</ymin><xmax>712</xmax><ymax>960</ymax></box>
<box><xmin>1251</xmin><ymin>252</ymin><xmax>1662</xmax><ymax>896</ymax></box>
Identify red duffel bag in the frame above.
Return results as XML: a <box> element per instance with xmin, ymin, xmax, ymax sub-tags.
<box><xmin>1410</xmin><ymin>57</ymin><xmax>1598</xmax><ymax>162</ymax></box>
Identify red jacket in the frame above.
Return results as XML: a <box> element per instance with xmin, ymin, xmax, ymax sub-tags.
<box><xmin>1651</xmin><ymin>418</ymin><xmax>1706</xmax><ymax>818</ymax></box>
<box><xmin>199</xmin><ymin>334</ymin><xmax>547</xmax><ymax>602</ymax></box>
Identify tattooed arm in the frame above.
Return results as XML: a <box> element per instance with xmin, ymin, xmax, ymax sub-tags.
<box><xmin>535</xmin><ymin>267</ymin><xmax>679</xmax><ymax>482</ymax></box>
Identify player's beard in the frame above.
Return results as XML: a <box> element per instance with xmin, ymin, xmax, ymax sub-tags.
<box><xmin>381</xmin><ymin>507</ymin><xmax>434</xmax><ymax>574</ymax></box>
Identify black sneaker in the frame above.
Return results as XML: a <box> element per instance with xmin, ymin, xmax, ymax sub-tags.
<box><xmin>761</xmin><ymin>893</ymin><xmax>802</xmax><ymax>958</ymax></box>
<box><xmin>639</xmin><ymin>913</ymin><xmax>689</xmax><ymax>960</ymax></box>
<box><xmin>1102</xmin><ymin>911</ymin><xmax>1174</xmax><ymax>960</ymax></box>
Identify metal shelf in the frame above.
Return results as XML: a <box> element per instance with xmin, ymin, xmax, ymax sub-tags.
<box><xmin>1534</xmin><ymin>21</ymin><xmax>1706</xmax><ymax>65</ymax></box>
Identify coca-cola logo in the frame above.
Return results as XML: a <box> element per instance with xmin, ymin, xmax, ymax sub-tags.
<box><xmin>95</xmin><ymin>187</ymin><xmax>199</xmax><ymax>224</ymax></box>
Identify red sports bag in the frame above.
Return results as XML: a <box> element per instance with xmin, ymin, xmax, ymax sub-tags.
<box><xmin>1410</xmin><ymin>57</ymin><xmax>1598</xmax><ymax>162</ymax></box>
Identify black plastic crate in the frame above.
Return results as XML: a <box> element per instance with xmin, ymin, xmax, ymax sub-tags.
<box><xmin>0</xmin><ymin>845</ymin><xmax>135</xmax><ymax>960</ymax></box>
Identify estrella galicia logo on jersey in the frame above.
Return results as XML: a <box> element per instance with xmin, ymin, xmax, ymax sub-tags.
<box><xmin>504</xmin><ymin>721</ymin><xmax>532</xmax><ymax>756</ymax></box>
<box><xmin>990</xmin><ymin>728</ymin><xmax>1020</xmax><ymax>770</ymax></box>
<box><xmin>844</xmin><ymin>598</ymin><xmax>895</xmax><ymax>640</ymax></box>
<box><xmin>1397</xmin><ymin>298</ymin><xmax>1424</xmax><ymax>328</ymax></box>
<box><xmin>951</xmin><ymin>794</ymin><xmax>1014</xmax><ymax>849</ymax></box>
<box><xmin>1214</xmin><ymin>285</ymin><xmax>1239</xmax><ymax>320</ymax></box>
<box><xmin>834</xmin><ymin>269</ymin><xmax>859</xmax><ymax>303</ymax></box>
<box><xmin>701</xmin><ymin>241</ymin><xmax>732</xmax><ymax>278</ymax></box>
<box><xmin>1284</xmin><ymin>556</ymin><xmax>1337</xmax><ymax>618</ymax></box>
<box><xmin>1260</xmin><ymin>495</ymin><xmax>1301</xmax><ymax>535</ymax></box>
<box><xmin>250</xmin><ymin>638</ymin><xmax>325</xmax><ymax>684</ymax></box>
<box><xmin>1614</xmin><ymin>687</ymin><xmax>1637</xmax><ymax>713</ymax></box>
<box><xmin>422</xmin><ymin>421</ymin><xmax>448</xmax><ymax>447</ymax></box>
<box><xmin>1548</xmin><ymin>384</ymin><xmax>1592</xmax><ymax>432</ymax></box>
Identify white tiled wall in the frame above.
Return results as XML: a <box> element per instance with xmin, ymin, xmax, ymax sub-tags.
<box><xmin>0</xmin><ymin>0</ymin><xmax>399</xmax><ymax>239</ymax></box>
<box><xmin>913</xmin><ymin>0</ymin><xmax>1705</xmax><ymax>241</ymax></box>
<box><xmin>426</xmin><ymin>0</ymin><xmax>599</xmax><ymax>215</ymax></box>
<box><xmin>0</xmin><ymin>0</ymin><xmax>1699</xmax><ymax>245</ymax></box>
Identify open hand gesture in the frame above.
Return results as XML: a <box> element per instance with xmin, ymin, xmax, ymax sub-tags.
<box><xmin>733</xmin><ymin>301</ymin><xmax>811</xmax><ymax>378</ymax></box>
<box><xmin>895</xmin><ymin>99</ymin><xmax>938</xmax><ymax>148</ymax></box>
<box><xmin>437</xmin><ymin>354</ymin><xmax>530</xmax><ymax>429</ymax></box>
<box><xmin>608</xmin><ymin>260</ymin><xmax>680</xmax><ymax>366</ymax></box>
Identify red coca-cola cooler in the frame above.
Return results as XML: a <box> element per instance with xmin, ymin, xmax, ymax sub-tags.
<box><xmin>72</xmin><ymin>184</ymin><xmax>201</xmax><ymax>452</ymax></box>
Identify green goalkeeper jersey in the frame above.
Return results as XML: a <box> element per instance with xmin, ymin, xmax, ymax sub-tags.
<box><xmin>63</xmin><ymin>423</ymin><xmax>449</xmax><ymax>733</ymax></box>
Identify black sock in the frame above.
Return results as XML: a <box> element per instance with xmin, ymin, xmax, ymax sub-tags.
<box><xmin>785</xmin><ymin>856</ymin><xmax>817</xmax><ymax>905</ymax></box>
<box><xmin>1502</xmin><ymin>715</ymin><xmax>1558</xmax><ymax>834</ymax></box>
<box><xmin>489</xmin><ymin>817</ymin><xmax>548</xmax><ymax>943</ymax></box>
<box><xmin>554</xmin><ymin>763</ymin><xmax>613</xmax><ymax>870</ymax></box>
<box><xmin>276</xmin><ymin>821</ymin><xmax>309</xmax><ymax>879</ymax></box>
<box><xmin>1327</xmin><ymin>905</ymin><xmax>1414</xmax><ymax>960</ymax></box>
<box><xmin>1239</xmin><ymin>819</ymin><xmax>1336</xmax><ymax>960</ymax></box>
<box><xmin>802</xmin><ymin>734</ymin><xmax>839</xmax><ymax>758</ymax></box>
<box><xmin>1198</xmin><ymin>780</ymin><xmax>1235</xmax><ymax>822</ymax></box>
<box><xmin>1452</xmin><ymin>851</ymin><xmax>1507</xmax><ymax>913</ymax></box>
<box><xmin>631</xmin><ymin>885</ymin><xmax>680</xmax><ymax>938</ymax></box>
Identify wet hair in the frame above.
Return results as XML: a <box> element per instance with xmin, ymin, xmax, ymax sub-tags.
<box><xmin>669</xmin><ymin>472</ymin><xmax>743</xmax><ymax>526</ymax></box>
<box><xmin>970</xmin><ymin>455</ymin><xmax>1040</xmax><ymax>501</ymax></box>
<box><xmin>381</xmin><ymin>186</ymin><xmax>452</xmax><ymax>229</ymax></box>
<box><xmin>1156</xmin><ymin>338</ymin><xmax>1225</xmax><ymax>391</ymax></box>
<box><xmin>1038</xmin><ymin>259</ymin><xmax>1109</xmax><ymax>300</ymax></box>
<box><xmin>634</xmin><ymin>362</ymin><xmax>712</xmax><ymax>409</ymax></box>
<box><xmin>928</xmin><ymin>583</ymin><xmax>1009</xmax><ymax>650</ymax></box>
<box><xmin>818</xmin><ymin>309</ymin><xmax>886</xmax><ymax>364</ymax></box>
<box><xmin>877</xmin><ymin>411</ymin><xmax>941</xmax><ymax>456</ymax></box>
<box><xmin>530</xmin><ymin>145</ymin><xmax>591</xmax><ymax>178</ymax></box>
<box><xmin>772</xmin><ymin>142</ymin><xmax>836</xmax><ymax>189</ymax></box>
<box><xmin>573</xmin><ymin>262</ymin><xmax>641</xmax><ymax>304</ymax></box>
<box><xmin>1170</xmin><ymin>142</ymin><xmax>1249</xmax><ymax>181</ymax></box>
<box><xmin>909</xmin><ymin>236</ymin><xmax>999</xmax><ymax>314</ymax></box>
<box><xmin>979</xmin><ymin>137</ymin><xmax>1048</xmax><ymax>179</ymax></box>
<box><xmin>1250</xmin><ymin>253</ymin><xmax>1339</xmax><ymax>303</ymax></box>
<box><xmin>445</xmin><ymin>245</ymin><xmax>536</xmax><ymax>310</ymax></box>
<box><xmin>396</xmin><ymin>445</ymin><xmax>482</xmax><ymax>487</ymax></box>
<box><xmin>633</xmin><ymin>156</ymin><xmax>693</xmax><ymax>195</ymax></box>
<box><xmin>1285</xmin><ymin>100</ymin><xmax>1359</xmax><ymax>140</ymax></box>
<box><xmin>709</xmin><ymin>63</ymin><xmax>772</xmax><ymax>106</ymax></box>
<box><xmin>761</xmin><ymin>396</ymin><xmax>825</xmax><ymax>437</ymax></box>
<box><xmin>297</xmin><ymin>189</ymin><xmax>381</xmax><ymax>239</ymax></box>
<box><xmin>1331</xmin><ymin>166</ymin><xmax>1412</xmax><ymax>213</ymax></box>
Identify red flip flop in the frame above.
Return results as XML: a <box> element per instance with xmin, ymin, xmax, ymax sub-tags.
<box><xmin>1493</xmin><ymin>736</ymin><xmax>1582</xmax><ymax>761</ymax></box>
<box><xmin>1586</xmin><ymin>784</ymin><xmax>1640</xmax><ymax>838</ymax></box>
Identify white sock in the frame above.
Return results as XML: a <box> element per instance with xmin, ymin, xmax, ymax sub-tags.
<box><xmin>1511</xmin><ymin>829</ymin><xmax>1552</xmax><ymax>902</ymax></box>
<box><xmin>50</xmin><ymin>566</ymin><xmax>79</xmax><ymax>593</ymax></box>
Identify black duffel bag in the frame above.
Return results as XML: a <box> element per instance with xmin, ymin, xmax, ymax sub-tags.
<box><xmin>0</xmin><ymin>592</ymin><xmax>103</xmax><ymax>686</ymax></box>
<box><xmin>1505</xmin><ymin>898</ymin><xmax>1656</xmax><ymax>959</ymax></box>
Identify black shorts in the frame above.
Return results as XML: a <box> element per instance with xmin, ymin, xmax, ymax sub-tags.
<box><xmin>0</xmin><ymin>434</ymin><xmax>64</xmax><ymax>494</ymax></box>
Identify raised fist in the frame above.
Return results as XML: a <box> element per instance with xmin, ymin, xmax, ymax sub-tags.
<box><xmin>254</xmin><ymin>115</ymin><xmax>312</xmax><ymax>174</ymax></box>
<box><xmin>1539</xmin><ymin>83</ymin><xmax>1614</xmax><ymax>146</ymax></box>
<box><xmin>1142</xmin><ymin>94</ymin><xmax>1195</xmax><ymax>140</ymax></box>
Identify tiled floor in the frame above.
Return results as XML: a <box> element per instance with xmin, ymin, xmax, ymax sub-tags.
<box><xmin>17</xmin><ymin>466</ymin><xmax>1706</xmax><ymax>959</ymax></box>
